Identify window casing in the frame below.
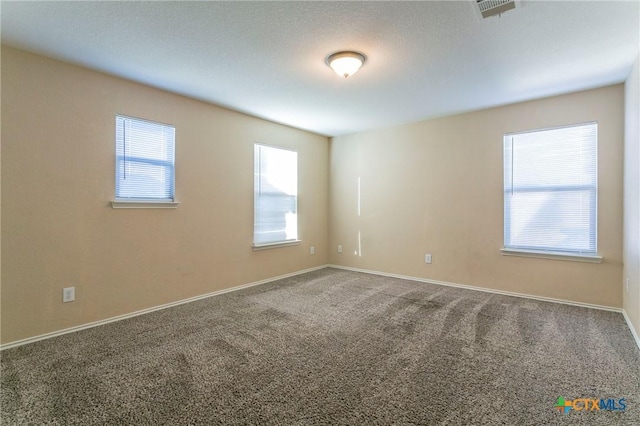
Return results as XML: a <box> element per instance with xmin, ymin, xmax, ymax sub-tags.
<box><xmin>253</xmin><ymin>144</ymin><xmax>298</xmax><ymax>247</ymax></box>
<box><xmin>503</xmin><ymin>122</ymin><xmax>598</xmax><ymax>258</ymax></box>
<box><xmin>115</xmin><ymin>115</ymin><xmax>175</xmax><ymax>202</ymax></box>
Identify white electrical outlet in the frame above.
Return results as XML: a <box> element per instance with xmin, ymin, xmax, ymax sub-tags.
<box><xmin>338</xmin><ymin>245</ymin><xmax>343</xmax><ymax>253</ymax></box>
<box><xmin>310</xmin><ymin>246</ymin><xmax>315</xmax><ymax>255</ymax></box>
<box><xmin>425</xmin><ymin>254</ymin><xmax>432</xmax><ymax>264</ymax></box>
<box><xmin>626</xmin><ymin>278</ymin><xmax>630</xmax><ymax>293</ymax></box>
<box><xmin>63</xmin><ymin>287</ymin><xmax>75</xmax><ymax>303</ymax></box>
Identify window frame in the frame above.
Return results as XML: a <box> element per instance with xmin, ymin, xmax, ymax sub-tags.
<box><xmin>502</xmin><ymin>122</ymin><xmax>601</xmax><ymax>263</ymax></box>
<box><xmin>252</xmin><ymin>143</ymin><xmax>300</xmax><ymax>249</ymax></box>
<box><xmin>111</xmin><ymin>114</ymin><xmax>179</xmax><ymax>209</ymax></box>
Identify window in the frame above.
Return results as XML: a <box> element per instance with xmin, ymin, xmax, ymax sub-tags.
<box><xmin>253</xmin><ymin>144</ymin><xmax>298</xmax><ymax>247</ymax></box>
<box><xmin>114</xmin><ymin>115</ymin><xmax>176</xmax><ymax>205</ymax></box>
<box><xmin>503</xmin><ymin>122</ymin><xmax>598</xmax><ymax>259</ymax></box>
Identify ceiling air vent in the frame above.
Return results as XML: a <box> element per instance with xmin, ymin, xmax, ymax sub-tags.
<box><xmin>476</xmin><ymin>0</ymin><xmax>516</xmax><ymax>18</ymax></box>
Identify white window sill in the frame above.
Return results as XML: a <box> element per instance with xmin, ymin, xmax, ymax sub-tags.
<box><xmin>252</xmin><ymin>240</ymin><xmax>302</xmax><ymax>251</ymax></box>
<box><xmin>111</xmin><ymin>200</ymin><xmax>180</xmax><ymax>209</ymax></box>
<box><xmin>500</xmin><ymin>248</ymin><xmax>602</xmax><ymax>263</ymax></box>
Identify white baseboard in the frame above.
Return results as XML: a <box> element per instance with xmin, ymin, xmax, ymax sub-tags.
<box><xmin>622</xmin><ymin>310</ymin><xmax>640</xmax><ymax>350</ymax></box>
<box><xmin>327</xmin><ymin>264</ymin><xmax>622</xmax><ymax>313</ymax></box>
<box><xmin>0</xmin><ymin>265</ymin><xmax>328</xmax><ymax>351</ymax></box>
<box><xmin>3</xmin><ymin>264</ymin><xmax>633</xmax><ymax>351</ymax></box>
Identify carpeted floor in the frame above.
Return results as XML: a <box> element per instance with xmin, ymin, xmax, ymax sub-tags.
<box><xmin>1</xmin><ymin>268</ymin><xmax>639</xmax><ymax>425</ymax></box>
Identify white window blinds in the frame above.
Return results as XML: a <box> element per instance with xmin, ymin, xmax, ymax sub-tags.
<box><xmin>254</xmin><ymin>144</ymin><xmax>298</xmax><ymax>246</ymax></box>
<box><xmin>503</xmin><ymin>122</ymin><xmax>598</xmax><ymax>255</ymax></box>
<box><xmin>115</xmin><ymin>115</ymin><xmax>175</xmax><ymax>201</ymax></box>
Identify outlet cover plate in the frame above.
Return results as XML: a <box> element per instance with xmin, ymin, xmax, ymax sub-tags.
<box><xmin>63</xmin><ymin>287</ymin><xmax>75</xmax><ymax>303</ymax></box>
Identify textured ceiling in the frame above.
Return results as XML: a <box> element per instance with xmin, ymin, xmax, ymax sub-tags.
<box><xmin>1</xmin><ymin>1</ymin><xmax>638</xmax><ymax>136</ymax></box>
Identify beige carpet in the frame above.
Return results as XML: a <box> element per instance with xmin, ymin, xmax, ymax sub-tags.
<box><xmin>2</xmin><ymin>268</ymin><xmax>639</xmax><ymax>425</ymax></box>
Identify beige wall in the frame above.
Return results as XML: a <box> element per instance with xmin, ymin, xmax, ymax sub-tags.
<box><xmin>0</xmin><ymin>45</ymin><xmax>631</xmax><ymax>346</ymax></box>
<box><xmin>330</xmin><ymin>85</ymin><xmax>625</xmax><ymax>308</ymax></box>
<box><xmin>624</xmin><ymin>54</ymin><xmax>640</xmax><ymax>335</ymax></box>
<box><xmin>1</xmin><ymin>47</ymin><xmax>329</xmax><ymax>344</ymax></box>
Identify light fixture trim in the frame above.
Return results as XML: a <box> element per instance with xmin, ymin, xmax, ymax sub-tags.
<box><xmin>325</xmin><ymin>51</ymin><xmax>367</xmax><ymax>79</ymax></box>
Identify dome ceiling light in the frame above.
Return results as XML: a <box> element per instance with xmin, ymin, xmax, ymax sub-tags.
<box><xmin>326</xmin><ymin>51</ymin><xmax>366</xmax><ymax>79</ymax></box>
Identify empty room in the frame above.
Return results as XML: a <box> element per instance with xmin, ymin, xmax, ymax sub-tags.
<box><xmin>1</xmin><ymin>1</ymin><xmax>639</xmax><ymax>424</ymax></box>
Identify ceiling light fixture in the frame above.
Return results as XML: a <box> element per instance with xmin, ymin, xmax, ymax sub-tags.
<box><xmin>326</xmin><ymin>51</ymin><xmax>366</xmax><ymax>79</ymax></box>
